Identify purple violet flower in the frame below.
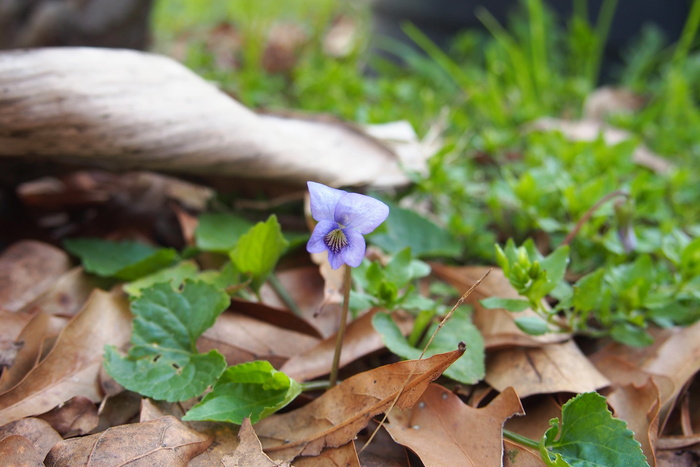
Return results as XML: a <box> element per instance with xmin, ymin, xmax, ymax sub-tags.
<box><xmin>306</xmin><ymin>181</ymin><xmax>389</xmax><ymax>269</ymax></box>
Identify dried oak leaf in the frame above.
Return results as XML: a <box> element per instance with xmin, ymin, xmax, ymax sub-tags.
<box><xmin>222</xmin><ymin>418</ymin><xmax>290</xmax><ymax>467</ymax></box>
<box><xmin>255</xmin><ymin>347</ymin><xmax>465</xmax><ymax>463</ymax></box>
<box><xmin>0</xmin><ymin>241</ymin><xmax>71</xmax><ymax>313</ymax></box>
<box><xmin>0</xmin><ymin>434</ymin><xmax>44</xmax><ymax>466</ymax></box>
<box><xmin>486</xmin><ymin>340</ymin><xmax>609</xmax><ymax>397</ymax></box>
<box><xmin>0</xmin><ymin>417</ymin><xmax>62</xmax><ymax>459</ymax></box>
<box><xmin>37</xmin><ymin>396</ymin><xmax>98</xmax><ymax>437</ymax></box>
<box><xmin>293</xmin><ymin>441</ymin><xmax>361</xmax><ymax>466</ymax></box>
<box><xmin>385</xmin><ymin>384</ymin><xmax>524</xmax><ymax>466</ymax></box>
<box><xmin>0</xmin><ymin>290</ymin><xmax>132</xmax><ymax>425</ymax></box>
<box><xmin>44</xmin><ymin>415</ymin><xmax>211</xmax><ymax>466</ymax></box>
<box><xmin>607</xmin><ymin>378</ymin><xmax>661</xmax><ymax>466</ymax></box>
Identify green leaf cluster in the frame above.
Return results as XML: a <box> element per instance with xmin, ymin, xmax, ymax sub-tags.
<box><xmin>351</xmin><ymin>248</ymin><xmax>433</xmax><ymax>313</ymax></box>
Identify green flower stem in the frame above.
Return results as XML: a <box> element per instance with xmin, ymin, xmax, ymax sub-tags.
<box><xmin>267</xmin><ymin>273</ymin><xmax>303</xmax><ymax>317</ymax></box>
<box><xmin>329</xmin><ymin>264</ymin><xmax>352</xmax><ymax>388</ymax></box>
<box><xmin>301</xmin><ymin>380</ymin><xmax>331</xmax><ymax>391</ymax></box>
<box><xmin>503</xmin><ymin>428</ymin><xmax>540</xmax><ymax>450</ymax></box>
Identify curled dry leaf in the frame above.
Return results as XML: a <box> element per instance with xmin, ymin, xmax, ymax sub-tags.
<box><xmin>0</xmin><ymin>290</ymin><xmax>132</xmax><ymax>425</ymax></box>
<box><xmin>486</xmin><ymin>340</ymin><xmax>610</xmax><ymax>398</ymax></box>
<box><xmin>44</xmin><ymin>415</ymin><xmax>211</xmax><ymax>467</ymax></box>
<box><xmin>606</xmin><ymin>379</ymin><xmax>660</xmax><ymax>466</ymax></box>
<box><xmin>430</xmin><ymin>264</ymin><xmax>567</xmax><ymax>348</ymax></box>
<box><xmin>0</xmin><ymin>417</ymin><xmax>62</xmax><ymax>459</ymax></box>
<box><xmin>199</xmin><ymin>312</ymin><xmax>319</xmax><ymax>368</ymax></box>
<box><xmin>0</xmin><ymin>434</ymin><xmax>44</xmax><ymax>466</ymax></box>
<box><xmin>385</xmin><ymin>384</ymin><xmax>524</xmax><ymax>467</ymax></box>
<box><xmin>36</xmin><ymin>396</ymin><xmax>99</xmax><ymax>437</ymax></box>
<box><xmin>189</xmin><ymin>423</ymin><xmax>241</xmax><ymax>467</ymax></box>
<box><xmin>594</xmin><ymin>321</ymin><xmax>700</xmax><ymax>423</ymax></box>
<box><xmin>293</xmin><ymin>441</ymin><xmax>361</xmax><ymax>467</ymax></box>
<box><xmin>222</xmin><ymin>418</ymin><xmax>291</xmax><ymax>467</ymax></box>
<box><xmin>503</xmin><ymin>438</ymin><xmax>545</xmax><ymax>467</ymax></box>
<box><xmin>0</xmin><ymin>47</ymin><xmax>413</xmax><ymax>188</ymax></box>
<box><xmin>0</xmin><ymin>241</ymin><xmax>71</xmax><ymax>313</ymax></box>
<box><xmin>256</xmin><ymin>347</ymin><xmax>466</xmax><ymax>462</ymax></box>
<box><xmin>280</xmin><ymin>309</ymin><xmax>413</xmax><ymax>382</ymax></box>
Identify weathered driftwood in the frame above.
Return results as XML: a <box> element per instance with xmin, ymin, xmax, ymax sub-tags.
<box><xmin>0</xmin><ymin>47</ymin><xmax>413</xmax><ymax>188</ymax></box>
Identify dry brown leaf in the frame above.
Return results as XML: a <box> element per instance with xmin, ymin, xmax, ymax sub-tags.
<box><xmin>0</xmin><ymin>47</ymin><xmax>413</xmax><ymax>188</ymax></box>
<box><xmin>44</xmin><ymin>415</ymin><xmax>211</xmax><ymax>466</ymax></box>
<box><xmin>430</xmin><ymin>264</ymin><xmax>568</xmax><ymax>348</ymax></box>
<box><xmin>222</xmin><ymin>418</ymin><xmax>290</xmax><ymax>467</ymax></box>
<box><xmin>0</xmin><ymin>313</ymin><xmax>69</xmax><ymax>393</ymax></box>
<box><xmin>505</xmin><ymin>395</ymin><xmax>563</xmax><ymax>442</ymax></box>
<box><xmin>280</xmin><ymin>309</ymin><xmax>413</xmax><ymax>382</ymax></box>
<box><xmin>0</xmin><ymin>290</ymin><xmax>132</xmax><ymax>425</ymax></box>
<box><xmin>231</xmin><ymin>298</ymin><xmax>322</xmax><ymax>339</ymax></box>
<box><xmin>385</xmin><ymin>384</ymin><xmax>524</xmax><ymax>467</ymax></box>
<box><xmin>639</xmin><ymin>322</ymin><xmax>700</xmax><ymax>419</ymax></box>
<box><xmin>256</xmin><ymin>347</ymin><xmax>465</xmax><ymax>462</ymax></box>
<box><xmin>37</xmin><ymin>396</ymin><xmax>99</xmax><ymax>437</ymax></box>
<box><xmin>0</xmin><ymin>434</ymin><xmax>44</xmax><ymax>466</ymax></box>
<box><xmin>486</xmin><ymin>341</ymin><xmax>610</xmax><ymax>397</ymax></box>
<box><xmin>92</xmin><ymin>391</ymin><xmax>142</xmax><ymax>435</ymax></box>
<box><xmin>594</xmin><ymin>321</ymin><xmax>700</xmax><ymax>423</ymax></box>
<box><xmin>357</xmin><ymin>420</ymin><xmax>410</xmax><ymax>467</ymax></box>
<box><xmin>18</xmin><ymin>268</ymin><xmax>97</xmax><ymax>319</ymax></box>
<box><xmin>607</xmin><ymin>379</ymin><xmax>660</xmax><ymax>467</ymax></box>
<box><xmin>293</xmin><ymin>441</ymin><xmax>361</xmax><ymax>466</ymax></box>
<box><xmin>0</xmin><ymin>417</ymin><xmax>62</xmax><ymax>459</ymax></box>
<box><xmin>0</xmin><ymin>241</ymin><xmax>71</xmax><ymax>313</ymax></box>
<box><xmin>503</xmin><ymin>438</ymin><xmax>546</xmax><ymax>467</ymax></box>
<box><xmin>189</xmin><ymin>423</ymin><xmax>241</xmax><ymax>467</ymax></box>
<box><xmin>198</xmin><ymin>312</ymin><xmax>320</xmax><ymax>369</ymax></box>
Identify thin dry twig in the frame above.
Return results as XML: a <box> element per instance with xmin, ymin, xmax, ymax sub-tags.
<box><xmin>359</xmin><ymin>268</ymin><xmax>492</xmax><ymax>454</ymax></box>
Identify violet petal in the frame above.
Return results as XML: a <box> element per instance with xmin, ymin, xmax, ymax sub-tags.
<box><xmin>306</xmin><ymin>220</ymin><xmax>337</xmax><ymax>254</ymax></box>
<box><xmin>308</xmin><ymin>181</ymin><xmax>346</xmax><ymax>222</ymax></box>
<box><xmin>334</xmin><ymin>193</ymin><xmax>390</xmax><ymax>234</ymax></box>
<box><xmin>340</xmin><ymin>228</ymin><xmax>366</xmax><ymax>267</ymax></box>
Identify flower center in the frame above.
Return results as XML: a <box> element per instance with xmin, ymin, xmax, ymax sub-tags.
<box><xmin>324</xmin><ymin>228</ymin><xmax>348</xmax><ymax>253</ymax></box>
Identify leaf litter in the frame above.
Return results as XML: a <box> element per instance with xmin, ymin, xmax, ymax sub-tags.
<box><xmin>1</xmin><ymin>168</ymin><xmax>699</xmax><ymax>466</ymax></box>
<box><xmin>0</xmin><ymin>49</ymin><xmax>698</xmax><ymax>465</ymax></box>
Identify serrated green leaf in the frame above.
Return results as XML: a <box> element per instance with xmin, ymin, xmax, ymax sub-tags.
<box><xmin>123</xmin><ymin>261</ymin><xmax>200</xmax><ymax>298</ymax></box>
<box><xmin>195</xmin><ymin>212</ymin><xmax>254</xmax><ymax>253</ymax></box>
<box><xmin>64</xmin><ymin>238</ymin><xmax>178</xmax><ymax>281</ymax></box>
<box><xmin>541</xmin><ymin>392</ymin><xmax>649</xmax><ymax>467</ymax></box>
<box><xmin>373</xmin><ymin>309</ymin><xmax>484</xmax><ymax>384</ymax></box>
<box><xmin>368</xmin><ymin>200</ymin><xmax>461</xmax><ymax>258</ymax></box>
<box><xmin>183</xmin><ymin>361</ymin><xmax>301</xmax><ymax>424</ymax></box>
<box><xmin>104</xmin><ymin>279</ymin><xmax>231</xmax><ymax>402</ymax></box>
<box><xmin>514</xmin><ymin>316</ymin><xmax>551</xmax><ymax>335</ymax></box>
<box><xmin>229</xmin><ymin>215</ymin><xmax>288</xmax><ymax>292</ymax></box>
<box><xmin>480</xmin><ymin>297</ymin><xmax>531</xmax><ymax>312</ymax></box>
<box><xmin>104</xmin><ymin>346</ymin><xmax>226</xmax><ymax>402</ymax></box>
